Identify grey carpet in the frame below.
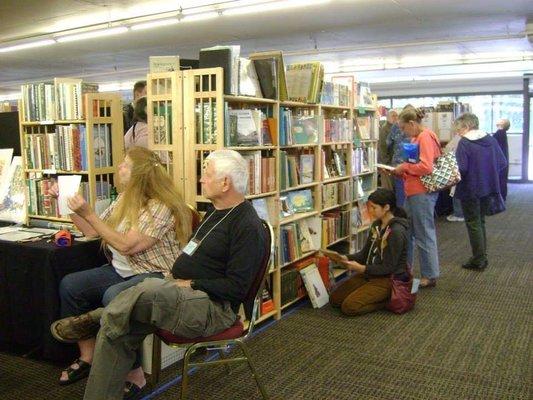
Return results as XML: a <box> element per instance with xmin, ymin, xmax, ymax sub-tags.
<box><xmin>1</xmin><ymin>184</ymin><xmax>532</xmax><ymax>400</ymax></box>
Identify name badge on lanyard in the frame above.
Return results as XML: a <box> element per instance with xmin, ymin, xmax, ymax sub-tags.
<box><xmin>182</xmin><ymin>239</ymin><xmax>200</xmax><ymax>256</ymax></box>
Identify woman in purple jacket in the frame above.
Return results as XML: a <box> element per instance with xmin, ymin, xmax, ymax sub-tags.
<box><xmin>454</xmin><ymin>113</ymin><xmax>507</xmax><ymax>271</ymax></box>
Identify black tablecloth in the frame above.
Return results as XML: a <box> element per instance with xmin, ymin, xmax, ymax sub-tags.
<box><xmin>0</xmin><ymin>237</ymin><xmax>106</xmax><ymax>361</ymax></box>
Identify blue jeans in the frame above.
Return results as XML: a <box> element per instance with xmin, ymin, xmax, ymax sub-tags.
<box><xmin>393</xmin><ymin>177</ymin><xmax>406</xmax><ymax>207</ymax></box>
<box><xmin>405</xmin><ymin>192</ymin><xmax>440</xmax><ymax>279</ymax></box>
<box><xmin>452</xmin><ymin>196</ymin><xmax>464</xmax><ymax>218</ymax></box>
<box><xmin>59</xmin><ymin>264</ymin><xmax>163</xmax><ymax>368</ymax></box>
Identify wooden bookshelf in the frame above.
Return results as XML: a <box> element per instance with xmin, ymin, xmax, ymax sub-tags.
<box><xmin>146</xmin><ymin>66</ymin><xmax>379</xmax><ymax>323</ymax></box>
<box><xmin>19</xmin><ymin>85</ymin><xmax>124</xmax><ymax>226</ymax></box>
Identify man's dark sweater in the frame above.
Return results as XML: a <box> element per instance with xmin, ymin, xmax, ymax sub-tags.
<box><xmin>172</xmin><ymin>201</ymin><xmax>266</xmax><ymax>312</ymax></box>
<box><xmin>347</xmin><ymin>217</ymin><xmax>409</xmax><ymax>277</ymax></box>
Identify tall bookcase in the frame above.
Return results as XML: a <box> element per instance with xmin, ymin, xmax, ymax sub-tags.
<box><xmin>146</xmin><ymin>67</ymin><xmax>379</xmax><ymax>324</ymax></box>
<box><xmin>18</xmin><ymin>81</ymin><xmax>124</xmax><ymax>226</ymax></box>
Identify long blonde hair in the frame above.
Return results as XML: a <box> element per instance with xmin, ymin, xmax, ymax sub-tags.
<box><xmin>106</xmin><ymin>147</ymin><xmax>191</xmax><ymax>246</ymax></box>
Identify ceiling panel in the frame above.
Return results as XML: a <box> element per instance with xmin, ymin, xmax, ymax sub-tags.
<box><xmin>0</xmin><ymin>0</ymin><xmax>532</xmax><ymax>93</ymax></box>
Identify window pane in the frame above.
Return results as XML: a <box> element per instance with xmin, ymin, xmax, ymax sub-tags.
<box><xmin>377</xmin><ymin>98</ymin><xmax>392</xmax><ymax>108</ymax></box>
<box><xmin>457</xmin><ymin>95</ymin><xmax>492</xmax><ymax>133</ymax></box>
<box><xmin>391</xmin><ymin>96</ymin><xmax>455</xmax><ymax>109</ymax></box>
<box><xmin>492</xmin><ymin>94</ymin><xmax>523</xmax><ymax>134</ymax></box>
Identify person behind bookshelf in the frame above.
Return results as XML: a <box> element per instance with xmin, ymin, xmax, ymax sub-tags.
<box><xmin>48</xmin><ymin>147</ymin><xmax>191</xmax><ymax>393</ymax></box>
<box><xmin>123</xmin><ymin>80</ymin><xmax>147</xmax><ymax>134</ymax></box>
<box><xmin>392</xmin><ymin>107</ymin><xmax>441</xmax><ymax>288</ymax></box>
<box><xmin>385</xmin><ymin>106</ymin><xmax>411</xmax><ymax>207</ymax></box>
<box><xmin>378</xmin><ymin>109</ymin><xmax>398</xmax><ymax>190</ymax></box>
<box><xmin>329</xmin><ymin>188</ymin><xmax>409</xmax><ymax>316</ymax></box>
<box><xmin>124</xmin><ymin>96</ymin><xmax>148</xmax><ymax>150</ymax></box>
<box><xmin>50</xmin><ymin>149</ymin><xmax>268</xmax><ymax>400</ymax></box>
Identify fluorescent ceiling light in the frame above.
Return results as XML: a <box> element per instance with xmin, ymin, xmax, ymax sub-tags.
<box><xmin>180</xmin><ymin>11</ymin><xmax>220</xmax><ymax>22</ymax></box>
<box><xmin>56</xmin><ymin>27</ymin><xmax>128</xmax><ymax>43</ymax></box>
<box><xmin>0</xmin><ymin>93</ymin><xmax>21</xmax><ymax>101</ymax></box>
<box><xmin>0</xmin><ymin>39</ymin><xmax>56</xmax><ymax>53</ymax></box>
<box><xmin>130</xmin><ymin>18</ymin><xmax>180</xmax><ymax>30</ymax></box>
<box><xmin>99</xmin><ymin>81</ymin><xmax>136</xmax><ymax>92</ymax></box>
<box><xmin>223</xmin><ymin>0</ymin><xmax>330</xmax><ymax>16</ymax></box>
<box><xmin>365</xmin><ymin>71</ymin><xmax>524</xmax><ymax>84</ymax></box>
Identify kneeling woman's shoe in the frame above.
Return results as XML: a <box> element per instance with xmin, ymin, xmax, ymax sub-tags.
<box><xmin>419</xmin><ymin>277</ymin><xmax>437</xmax><ymax>288</ymax></box>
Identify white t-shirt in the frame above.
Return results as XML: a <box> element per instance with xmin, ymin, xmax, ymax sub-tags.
<box><xmin>109</xmin><ymin>245</ymin><xmax>135</xmax><ymax>278</ymax></box>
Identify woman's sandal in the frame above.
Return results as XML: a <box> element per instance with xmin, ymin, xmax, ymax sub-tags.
<box><xmin>58</xmin><ymin>358</ymin><xmax>91</xmax><ymax>386</ymax></box>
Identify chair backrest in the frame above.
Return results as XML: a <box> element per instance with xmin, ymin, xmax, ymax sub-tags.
<box><xmin>242</xmin><ymin>220</ymin><xmax>273</xmax><ymax>328</ymax></box>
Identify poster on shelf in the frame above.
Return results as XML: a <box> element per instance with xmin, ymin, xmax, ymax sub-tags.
<box><xmin>0</xmin><ymin>157</ymin><xmax>26</xmax><ymax>224</ymax></box>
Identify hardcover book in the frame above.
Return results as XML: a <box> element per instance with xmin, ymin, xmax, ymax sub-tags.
<box><xmin>299</xmin><ymin>263</ymin><xmax>329</xmax><ymax>308</ymax></box>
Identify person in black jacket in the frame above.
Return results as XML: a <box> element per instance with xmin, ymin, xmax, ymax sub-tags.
<box><xmin>51</xmin><ymin>150</ymin><xmax>266</xmax><ymax>400</ymax></box>
<box><xmin>329</xmin><ymin>188</ymin><xmax>409</xmax><ymax>316</ymax></box>
<box><xmin>493</xmin><ymin>118</ymin><xmax>510</xmax><ymax>201</ymax></box>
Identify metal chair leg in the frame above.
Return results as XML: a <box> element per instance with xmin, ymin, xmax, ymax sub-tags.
<box><xmin>234</xmin><ymin>339</ymin><xmax>270</xmax><ymax>400</ymax></box>
<box><xmin>217</xmin><ymin>348</ymin><xmax>232</xmax><ymax>374</ymax></box>
<box><xmin>150</xmin><ymin>334</ymin><xmax>162</xmax><ymax>388</ymax></box>
<box><xmin>180</xmin><ymin>346</ymin><xmax>195</xmax><ymax>400</ymax></box>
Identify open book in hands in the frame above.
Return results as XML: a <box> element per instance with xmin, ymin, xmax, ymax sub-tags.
<box><xmin>320</xmin><ymin>248</ymin><xmax>348</xmax><ymax>265</ymax></box>
<box><xmin>375</xmin><ymin>163</ymin><xmax>396</xmax><ymax>172</ymax></box>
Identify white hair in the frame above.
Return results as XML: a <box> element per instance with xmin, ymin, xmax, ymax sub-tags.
<box><xmin>453</xmin><ymin>113</ymin><xmax>479</xmax><ymax>131</ymax></box>
<box><xmin>205</xmin><ymin>150</ymin><xmax>248</xmax><ymax>194</ymax></box>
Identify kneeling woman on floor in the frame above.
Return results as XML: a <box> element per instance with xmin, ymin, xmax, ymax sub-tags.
<box><xmin>329</xmin><ymin>188</ymin><xmax>409</xmax><ymax>316</ymax></box>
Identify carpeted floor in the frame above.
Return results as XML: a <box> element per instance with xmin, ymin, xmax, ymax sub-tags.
<box><xmin>1</xmin><ymin>184</ymin><xmax>532</xmax><ymax>400</ymax></box>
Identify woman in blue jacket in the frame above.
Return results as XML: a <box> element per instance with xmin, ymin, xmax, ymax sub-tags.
<box><xmin>454</xmin><ymin>113</ymin><xmax>507</xmax><ymax>271</ymax></box>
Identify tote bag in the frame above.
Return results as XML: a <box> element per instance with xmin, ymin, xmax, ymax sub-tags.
<box><xmin>420</xmin><ymin>136</ymin><xmax>461</xmax><ymax>192</ymax></box>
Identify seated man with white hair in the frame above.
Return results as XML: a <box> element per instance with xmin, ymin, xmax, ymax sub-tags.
<box><xmin>51</xmin><ymin>149</ymin><xmax>267</xmax><ymax>400</ymax></box>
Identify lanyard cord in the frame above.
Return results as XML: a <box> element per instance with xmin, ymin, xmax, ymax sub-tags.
<box><xmin>191</xmin><ymin>204</ymin><xmax>239</xmax><ymax>244</ymax></box>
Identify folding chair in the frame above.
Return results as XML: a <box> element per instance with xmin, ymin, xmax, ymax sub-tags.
<box><xmin>152</xmin><ymin>220</ymin><xmax>273</xmax><ymax>399</ymax></box>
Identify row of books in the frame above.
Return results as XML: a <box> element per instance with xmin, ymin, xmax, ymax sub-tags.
<box><xmin>24</xmin><ymin>125</ymin><xmax>87</xmax><ymax>171</ymax></box>
<box><xmin>22</xmin><ymin>80</ymin><xmax>98</xmax><ymax>121</ymax></box>
<box><xmin>224</xmin><ymin>107</ymin><xmax>275</xmax><ymax>147</ymax></box>
<box><xmin>280</xmin><ymin>218</ymin><xmax>320</xmax><ymax>265</ymax></box>
<box><xmin>286</xmin><ymin>62</ymin><xmax>324</xmax><ymax>104</ymax></box>
<box><xmin>154</xmin><ymin>102</ymin><xmax>173</xmax><ymax>145</ymax></box>
<box><xmin>322</xmin><ymin>181</ymin><xmax>351</xmax><ymax>209</ymax></box>
<box><xmin>355</xmin><ymin>116</ymin><xmax>379</xmax><ymax>140</ymax></box>
<box><xmin>279</xmin><ymin>109</ymin><xmax>319</xmax><ymax>146</ymax></box>
<box><xmin>280</xmin><ymin>268</ymin><xmax>305</xmax><ymax>306</ymax></box>
<box><xmin>320</xmin><ymin>82</ymin><xmax>351</xmax><ymax>107</ymax></box>
<box><xmin>351</xmin><ymin>201</ymin><xmax>372</xmax><ymax>229</ymax></box>
<box><xmin>321</xmin><ymin>210</ymin><xmax>350</xmax><ymax>247</ymax></box>
<box><xmin>353</xmin><ymin>175</ymin><xmax>374</xmax><ymax>200</ymax></box>
<box><xmin>323</xmin><ymin>118</ymin><xmax>352</xmax><ymax>143</ymax></box>
<box><xmin>240</xmin><ymin>151</ymin><xmax>276</xmax><ymax>195</ymax></box>
<box><xmin>352</xmin><ymin>145</ymin><xmax>375</xmax><ymax>175</ymax></box>
<box><xmin>26</xmin><ymin>178</ymin><xmax>90</xmax><ymax>217</ymax></box>
<box><xmin>279</xmin><ymin>151</ymin><xmax>314</xmax><ymax>190</ymax></box>
<box><xmin>322</xmin><ymin>148</ymin><xmax>347</xmax><ymax>179</ymax></box>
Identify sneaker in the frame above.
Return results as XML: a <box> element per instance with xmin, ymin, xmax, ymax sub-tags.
<box><xmin>446</xmin><ymin>215</ymin><xmax>464</xmax><ymax>222</ymax></box>
<box><xmin>51</xmin><ymin>308</ymin><xmax>103</xmax><ymax>343</ymax></box>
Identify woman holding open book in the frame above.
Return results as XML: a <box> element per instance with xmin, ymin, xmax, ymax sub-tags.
<box><xmin>328</xmin><ymin>189</ymin><xmax>409</xmax><ymax>316</ymax></box>
<box><xmin>392</xmin><ymin>107</ymin><xmax>441</xmax><ymax>288</ymax></box>
<box><xmin>48</xmin><ymin>147</ymin><xmax>190</xmax><ymax>396</ymax></box>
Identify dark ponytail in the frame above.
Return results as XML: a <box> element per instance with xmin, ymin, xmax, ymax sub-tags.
<box><xmin>368</xmin><ymin>188</ymin><xmax>407</xmax><ymax>219</ymax></box>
